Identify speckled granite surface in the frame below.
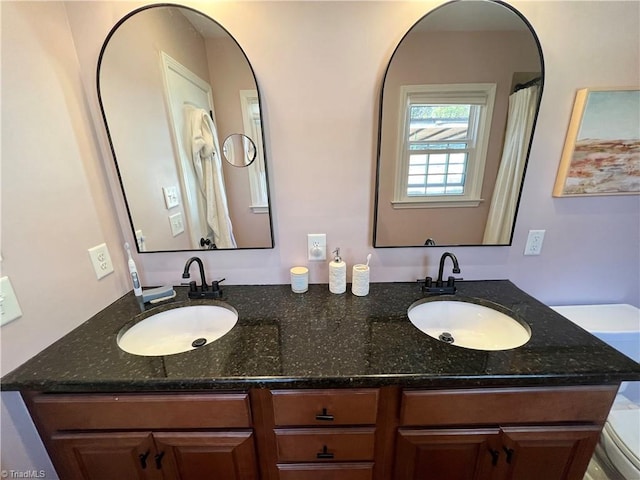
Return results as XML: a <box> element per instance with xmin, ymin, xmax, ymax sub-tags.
<box><xmin>2</xmin><ymin>281</ymin><xmax>639</xmax><ymax>392</ymax></box>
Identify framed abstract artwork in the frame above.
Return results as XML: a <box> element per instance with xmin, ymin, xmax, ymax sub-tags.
<box><xmin>553</xmin><ymin>87</ymin><xmax>640</xmax><ymax>197</ymax></box>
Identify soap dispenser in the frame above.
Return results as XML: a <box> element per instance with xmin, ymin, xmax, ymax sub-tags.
<box><xmin>329</xmin><ymin>248</ymin><xmax>346</xmax><ymax>294</ymax></box>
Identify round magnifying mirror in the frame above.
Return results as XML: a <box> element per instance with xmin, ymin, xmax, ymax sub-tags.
<box><xmin>223</xmin><ymin>134</ymin><xmax>257</xmax><ymax>167</ymax></box>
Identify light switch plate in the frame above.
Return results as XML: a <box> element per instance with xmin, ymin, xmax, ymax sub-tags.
<box><xmin>88</xmin><ymin>243</ymin><xmax>114</xmax><ymax>279</ymax></box>
<box><xmin>0</xmin><ymin>276</ymin><xmax>23</xmax><ymax>326</ymax></box>
<box><xmin>163</xmin><ymin>186</ymin><xmax>180</xmax><ymax>209</ymax></box>
<box><xmin>135</xmin><ymin>229</ymin><xmax>146</xmax><ymax>252</ymax></box>
<box><xmin>169</xmin><ymin>212</ymin><xmax>185</xmax><ymax>237</ymax></box>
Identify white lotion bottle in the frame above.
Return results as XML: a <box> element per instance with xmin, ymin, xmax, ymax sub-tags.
<box><xmin>125</xmin><ymin>242</ymin><xmax>142</xmax><ymax>297</ymax></box>
<box><xmin>329</xmin><ymin>248</ymin><xmax>346</xmax><ymax>294</ymax></box>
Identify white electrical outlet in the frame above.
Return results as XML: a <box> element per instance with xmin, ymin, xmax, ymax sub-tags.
<box><xmin>169</xmin><ymin>212</ymin><xmax>185</xmax><ymax>237</ymax></box>
<box><xmin>308</xmin><ymin>233</ymin><xmax>327</xmax><ymax>261</ymax></box>
<box><xmin>1</xmin><ymin>276</ymin><xmax>23</xmax><ymax>326</ymax></box>
<box><xmin>88</xmin><ymin>243</ymin><xmax>114</xmax><ymax>279</ymax></box>
<box><xmin>524</xmin><ymin>230</ymin><xmax>545</xmax><ymax>256</ymax></box>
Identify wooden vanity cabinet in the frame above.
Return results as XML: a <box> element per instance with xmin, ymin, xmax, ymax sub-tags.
<box><xmin>23</xmin><ymin>392</ymin><xmax>259</xmax><ymax>480</ymax></box>
<box><xmin>394</xmin><ymin>386</ymin><xmax>617</xmax><ymax>480</ymax></box>
<box><xmin>24</xmin><ymin>385</ymin><xmax>618</xmax><ymax>480</ymax></box>
<box><xmin>252</xmin><ymin>388</ymin><xmax>383</xmax><ymax>480</ymax></box>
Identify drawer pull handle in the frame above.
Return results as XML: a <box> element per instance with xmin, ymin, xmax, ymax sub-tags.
<box><xmin>139</xmin><ymin>450</ymin><xmax>150</xmax><ymax>469</ymax></box>
<box><xmin>503</xmin><ymin>447</ymin><xmax>515</xmax><ymax>464</ymax></box>
<box><xmin>316</xmin><ymin>445</ymin><xmax>334</xmax><ymax>459</ymax></box>
<box><xmin>315</xmin><ymin>408</ymin><xmax>334</xmax><ymax>421</ymax></box>
<box><xmin>155</xmin><ymin>451</ymin><xmax>165</xmax><ymax>469</ymax></box>
<box><xmin>489</xmin><ymin>448</ymin><xmax>500</xmax><ymax>466</ymax></box>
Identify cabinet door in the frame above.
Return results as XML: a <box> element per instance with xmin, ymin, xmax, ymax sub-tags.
<box><xmin>394</xmin><ymin>428</ymin><xmax>500</xmax><ymax>480</ymax></box>
<box><xmin>50</xmin><ymin>432</ymin><xmax>161</xmax><ymax>480</ymax></box>
<box><xmin>153</xmin><ymin>431</ymin><xmax>259</xmax><ymax>480</ymax></box>
<box><xmin>499</xmin><ymin>426</ymin><xmax>601</xmax><ymax>480</ymax></box>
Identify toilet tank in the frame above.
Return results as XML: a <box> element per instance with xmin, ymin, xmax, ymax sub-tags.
<box><xmin>551</xmin><ymin>304</ymin><xmax>640</xmax><ymax>402</ymax></box>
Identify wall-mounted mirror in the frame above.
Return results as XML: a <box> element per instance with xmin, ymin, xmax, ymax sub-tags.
<box><xmin>224</xmin><ymin>134</ymin><xmax>257</xmax><ymax>167</ymax></box>
<box><xmin>98</xmin><ymin>4</ymin><xmax>273</xmax><ymax>252</ymax></box>
<box><xmin>374</xmin><ymin>0</ymin><xmax>543</xmax><ymax>247</ymax></box>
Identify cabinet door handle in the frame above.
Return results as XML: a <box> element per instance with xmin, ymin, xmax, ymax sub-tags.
<box><xmin>315</xmin><ymin>408</ymin><xmax>334</xmax><ymax>421</ymax></box>
<box><xmin>155</xmin><ymin>451</ymin><xmax>165</xmax><ymax>469</ymax></box>
<box><xmin>489</xmin><ymin>448</ymin><xmax>500</xmax><ymax>466</ymax></box>
<box><xmin>316</xmin><ymin>445</ymin><xmax>334</xmax><ymax>459</ymax></box>
<box><xmin>138</xmin><ymin>450</ymin><xmax>150</xmax><ymax>469</ymax></box>
<box><xmin>503</xmin><ymin>447</ymin><xmax>515</xmax><ymax>464</ymax></box>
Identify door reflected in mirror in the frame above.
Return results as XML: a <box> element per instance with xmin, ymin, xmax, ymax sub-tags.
<box><xmin>98</xmin><ymin>5</ymin><xmax>273</xmax><ymax>252</ymax></box>
<box><xmin>374</xmin><ymin>0</ymin><xmax>544</xmax><ymax>247</ymax></box>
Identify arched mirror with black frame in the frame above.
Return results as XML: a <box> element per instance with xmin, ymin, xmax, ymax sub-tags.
<box><xmin>98</xmin><ymin>4</ymin><xmax>273</xmax><ymax>252</ymax></box>
<box><xmin>373</xmin><ymin>0</ymin><xmax>544</xmax><ymax>247</ymax></box>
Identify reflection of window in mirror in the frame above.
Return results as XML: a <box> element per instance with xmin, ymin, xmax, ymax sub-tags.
<box><xmin>393</xmin><ymin>84</ymin><xmax>496</xmax><ymax>209</ymax></box>
<box><xmin>240</xmin><ymin>90</ymin><xmax>268</xmax><ymax>213</ymax></box>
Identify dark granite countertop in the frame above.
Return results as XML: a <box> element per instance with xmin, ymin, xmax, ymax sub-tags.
<box><xmin>2</xmin><ymin>280</ymin><xmax>639</xmax><ymax>392</ymax></box>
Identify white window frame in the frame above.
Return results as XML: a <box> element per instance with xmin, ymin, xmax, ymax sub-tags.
<box><xmin>392</xmin><ymin>83</ymin><xmax>496</xmax><ymax>209</ymax></box>
<box><xmin>240</xmin><ymin>90</ymin><xmax>268</xmax><ymax>214</ymax></box>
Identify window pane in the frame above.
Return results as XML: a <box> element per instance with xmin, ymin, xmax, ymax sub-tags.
<box><xmin>447</xmin><ymin>174</ymin><xmax>464</xmax><ymax>185</ymax></box>
<box><xmin>409</xmin><ymin>154</ymin><xmax>427</xmax><ymax>165</ymax></box>
<box><xmin>427</xmin><ymin>174</ymin><xmax>445</xmax><ymax>185</ymax></box>
<box><xmin>409</xmin><ymin>165</ymin><xmax>426</xmax><ymax>175</ymax></box>
<box><xmin>448</xmin><ymin>143</ymin><xmax>467</xmax><ymax>150</ymax></box>
<box><xmin>448</xmin><ymin>164</ymin><xmax>465</xmax><ymax>174</ymax></box>
<box><xmin>430</xmin><ymin>154</ymin><xmax>447</xmax><ymax>164</ymax></box>
<box><xmin>449</xmin><ymin>153</ymin><xmax>467</xmax><ymax>163</ymax></box>
<box><xmin>428</xmin><ymin>164</ymin><xmax>446</xmax><ymax>175</ymax></box>
<box><xmin>445</xmin><ymin>186</ymin><xmax>464</xmax><ymax>194</ymax></box>
<box><xmin>409</xmin><ymin>104</ymin><xmax>472</xmax><ymax>143</ymax></box>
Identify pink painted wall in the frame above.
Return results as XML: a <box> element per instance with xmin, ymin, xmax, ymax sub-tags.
<box><xmin>1</xmin><ymin>0</ymin><xmax>639</xmax><ymax>473</ymax></box>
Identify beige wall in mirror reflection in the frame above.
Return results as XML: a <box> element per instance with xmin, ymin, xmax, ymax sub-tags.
<box><xmin>100</xmin><ymin>6</ymin><xmax>271</xmax><ymax>251</ymax></box>
<box><xmin>377</xmin><ymin>30</ymin><xmax>541</xmax><ymax>246</ymax></box>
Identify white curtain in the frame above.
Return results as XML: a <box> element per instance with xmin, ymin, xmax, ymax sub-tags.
<box><xmin>184</xmin><ymin>105</ymin><xmax>236</xmax><ymax>249</ymax></box>
<box><xmin>483</xmin><ymin>85</ymin><xmax>539</xmax><ymax>244</ymax></box>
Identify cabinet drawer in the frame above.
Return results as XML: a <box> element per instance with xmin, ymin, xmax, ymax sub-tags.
<box><xmin>272</xmin><ymin>389</ymin><xmax>378</xmax><ymax>426</ymax></box>
<box><xmin>275</xmin><ymin>428</ymin><xmax>375</xmax><ymax>462</ymax></box>
<box><xmin>29</xmin><ymin>392</ymin><xmax>252</xmax><ymax>431</ymax></box>
<box><xmin>277</xmin><ymin>463</ymin><xmax>374</xmax><ymax>480</ymax></box>
<box><xmin>400</xmin><ymin>386</ymin><xmax>617</xmax><ymax>426</ymax></box>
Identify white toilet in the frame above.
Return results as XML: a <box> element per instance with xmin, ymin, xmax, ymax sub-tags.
<box><xmin>551</xmin><ymin>304</ymin><xmax>640</xmax><ymax>480</ymax></box>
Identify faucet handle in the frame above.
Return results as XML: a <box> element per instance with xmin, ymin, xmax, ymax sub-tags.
<box><xmin>210</xmin><ymin>278</ymin><xmax>226</xmax><ymax>298</ymax></box>
<box><xmin>418</xmin><ymin>276</ymin><xmax>434</xmax><ymax>292</ymax></box>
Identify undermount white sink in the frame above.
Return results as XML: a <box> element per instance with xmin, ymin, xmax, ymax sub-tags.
<box><xmin>117</xmin><ymin>304</ymin><xmax>238</xmax><ymax>356</ymax></box>
<box><xmin>407</xmin><ymin>299</ymin><xmax>531</xmax><ymax>351</ymax></box>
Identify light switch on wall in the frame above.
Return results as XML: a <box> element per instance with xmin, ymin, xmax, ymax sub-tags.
<box><xmin>163</xmin><ymin>186</ymin><xmax>180</xmax><ymax>209</ymax></box>
<box><xmin>1</xmin><ymin>276</ymin><xmax>23</xmax><ymax>326</ymax></box>
<box><xmin>169</xmin><ymin>212</ymin><xmax>185</xmax><ymax>237</ymax></box>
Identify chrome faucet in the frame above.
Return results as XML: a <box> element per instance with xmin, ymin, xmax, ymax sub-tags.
<box><xmin>182</xmin><ymin>257</ymin><xmax>224</xmax><ymax>299</ymax></box>
<box><xmin>421</xmin><ymin>252</ymin><xmax>462</xmax><ymax>294</ymax></box>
